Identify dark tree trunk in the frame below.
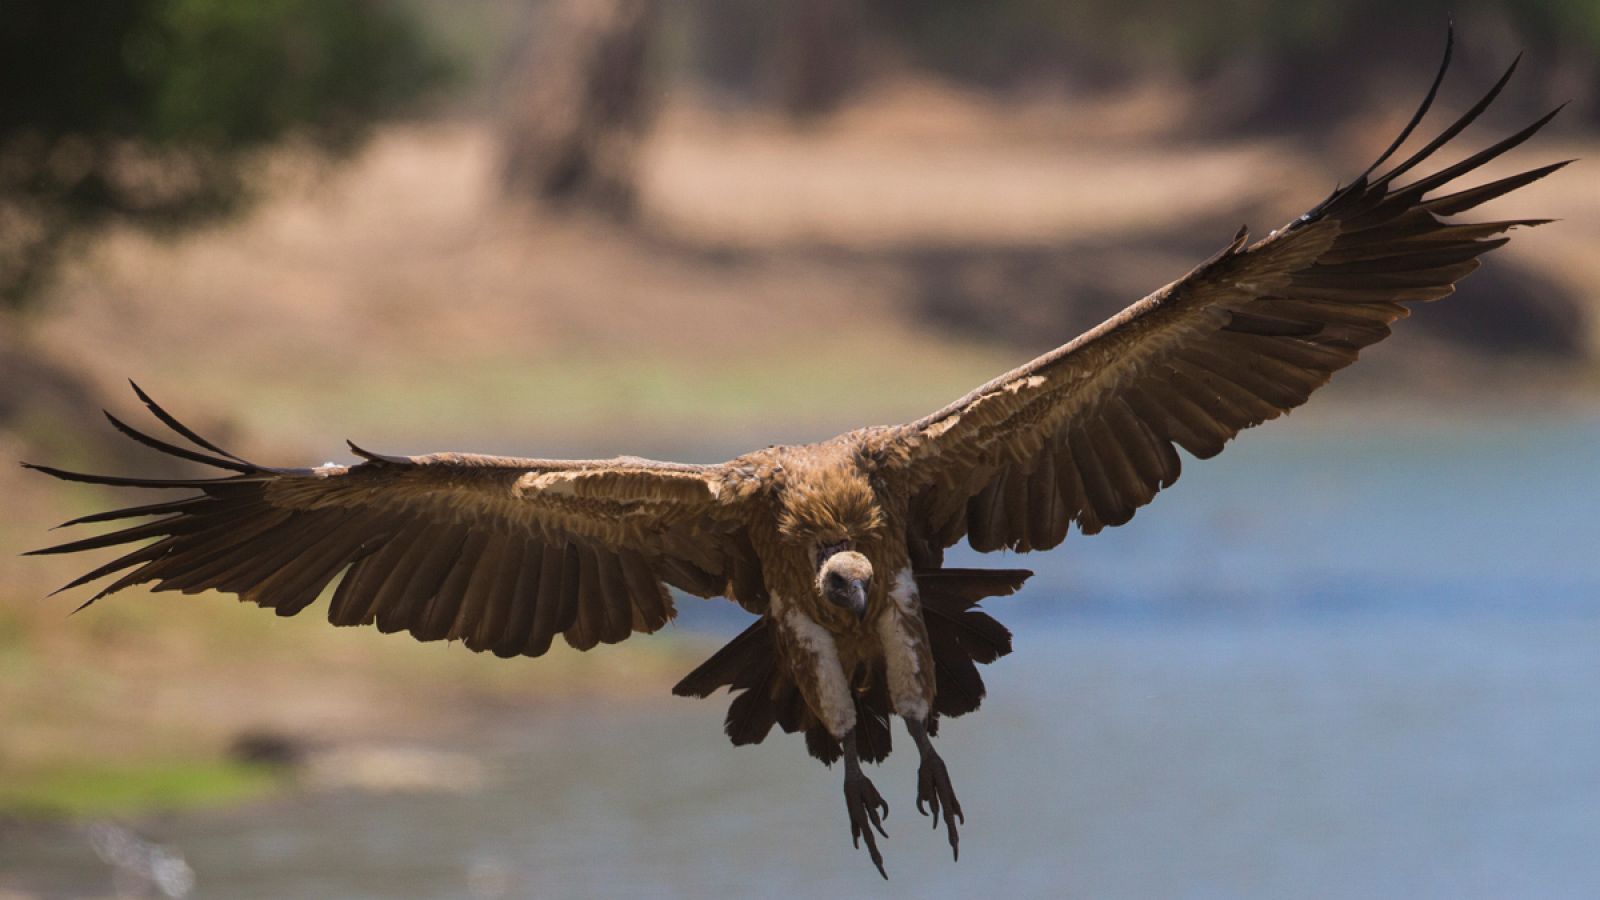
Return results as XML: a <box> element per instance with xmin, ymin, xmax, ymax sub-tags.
<box><xmin>500</xmin><ymin>0</ymin><xmax>659</xmax><ymax>219</ymax></box>
<box><xmin>774</xmin><ymin>0</ymin><xmax>865</xmax><ymax>119</ymax></box>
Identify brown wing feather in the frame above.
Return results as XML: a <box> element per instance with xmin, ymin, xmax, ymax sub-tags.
<box><xmin>883</xmin><ymin>34</ymin><xmax>1566</xmax><ymax>559</ymax></box>
<box><xmin>26</xmin><ymin>386</ymin><xmax>762</xmax><ymax>657</ymax></box>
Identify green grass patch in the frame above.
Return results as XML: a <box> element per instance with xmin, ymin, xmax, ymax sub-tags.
<box><xmin>182</xmin><ymin>338</ymin><xmax>1019</xmax><ymax>455</ymax></box>
<box><xmin>0</xmin><ymin>758</ymin><xmax>286</xmax><ymax>818</ymax></box>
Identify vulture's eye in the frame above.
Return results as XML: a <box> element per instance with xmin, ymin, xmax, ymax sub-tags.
<box><xmin>826</xmin><ymin>572</ymin><xmax>846</xmax><ymax>591</ymax></box>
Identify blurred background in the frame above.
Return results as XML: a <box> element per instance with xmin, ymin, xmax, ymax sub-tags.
<box><xmin>2</xmin><ymin>1</ymin><xmax>1598</xmax><ymax>897</ymax></box>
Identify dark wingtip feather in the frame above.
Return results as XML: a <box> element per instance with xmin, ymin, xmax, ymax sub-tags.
<box><xmin>68</xmin><ymin>591</ymin><xmax>112</xmax><ymax>615</ymax></box>
<box><xmin>19</xmin><ymin>461</ymin><xmax>248</xmax><ymax>489</ymax></box>
<box><xmin>1356</xmin><ymin>24</ymin><xmax>1454</xmax><ymax>183</ymax></box>
<box><xmin>1423</xmin><ymin>159</ymin><xmax>1573</xmax><ymax>216</ymax></box>
<box><xmin>53</xmin><ymin>496</ymin><xmax>210</xmax><ymax>529</ymax></box>
<box><xmin>102</xmin><ymin>410</ymin><xmax>253</xmax><ymax>473</ymax></box>
<box><xmin>1374</xmin><ymin>47</ymin><xmax>1522</xmax><ymax>188</ymax></box>
<box><xmin>44</xmin><ymin>545</ymin><xmax>158</xmax><ymax>595</ymax></box>
<box><xmin>1397</xmin><ymin>103</ymin><xmax>1568</xmax><ymax>201</ymax></box>
<box><xmin>128</xmin><ymin>381</ymin><xmax>249</xmax><ymax>464</ymax></box>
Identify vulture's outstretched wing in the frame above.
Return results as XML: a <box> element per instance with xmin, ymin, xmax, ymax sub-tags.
<box><xmin>881</xmin><ymin>34</ymin><xmax>1567</xmax><ymax>562</ymax></box>
<box><xmin>27</xmin><ymin>384</ymin><xmax>765</xmax><ymax>656</ymax></box>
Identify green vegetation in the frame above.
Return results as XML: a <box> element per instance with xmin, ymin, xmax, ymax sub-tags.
<box><xmin>203</xmin><ymin>341</ymin><xmax>1020</xmax><ymax>451</ymax></box>
<box><xmin>0</xmin><ymin>759</ymin><xmax>286</xmax><ymax>817</ymax></box>
<box><xmin>0</xmin><ymin>0</ymin><xmax>450</xmax><ymax>307</ymax></box>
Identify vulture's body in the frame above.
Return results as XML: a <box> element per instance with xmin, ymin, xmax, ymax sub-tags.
<box><xmin>26</xmin><ymin>34</ymin><xmax>1566</xmax><ymax>877</ymax></box>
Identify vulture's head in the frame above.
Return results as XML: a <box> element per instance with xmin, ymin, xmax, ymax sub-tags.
<box><xmin>777</xmin><ymin>465</ymin><xmax>885</xmax><ymax>620</ymax></box>
<box><xmin>816</xmin><ymin>545</ymin><xmax>873</xmax><ymax>620</ymax></box>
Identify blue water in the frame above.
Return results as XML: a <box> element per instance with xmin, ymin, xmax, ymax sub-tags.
<box><xmin>4</xmin><ymin>415</ymin><xmax>1599</xmax><ymax>898</ymax></box>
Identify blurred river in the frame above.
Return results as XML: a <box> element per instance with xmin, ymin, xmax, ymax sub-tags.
<box><xmin>5</xmin><ymin>413</ymin><xmax>1599</xmax><ymax>898</ymax></box>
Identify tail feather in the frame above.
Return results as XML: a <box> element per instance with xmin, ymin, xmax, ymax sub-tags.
<box><xmin>671</xmin><ymin>618</ymin><xmax>771</xmax><ymax>698</ymax></box>
<box><xmin>725</xmin><ymin>666</ymin><xmax>779</xmax><ymax>746</ymax></box>
<box><xmin>676</xmin><ymin>566</ymin><xmax>1031</xmax><ymax>765</ymax></box>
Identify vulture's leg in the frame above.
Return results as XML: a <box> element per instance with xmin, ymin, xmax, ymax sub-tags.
<box><xmin>776</xmin><ymin>608</ymin><xmax>889</xmax><ymax>877</ymax></box>
<box><xmin>842</xmin><ymin>727</ymin><xmax>889</xmax><ymax>879</ymax></box>
<box><xmin>906</xmin><ymin>716</ymin><xmax>963</xmax><ymax>859</ymax></box>
<box><xmin>879</xmin><ymin>571</ymin><xmax>960</xmax><ymax>858</ymax></box>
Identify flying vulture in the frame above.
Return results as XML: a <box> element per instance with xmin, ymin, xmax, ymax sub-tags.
<box><xmin>26</xmin><ymin>32</ymin><xmax>1565</xmax><ymax>877</ymax></box>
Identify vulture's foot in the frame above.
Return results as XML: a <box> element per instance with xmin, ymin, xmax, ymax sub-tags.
<box><xmin>907</xmin><ymin>717</ymin><xmax>963</xmax><ymax>860</ymax></box>
<box><xmin>843</xmin><ymin>768</ymin><xmax>889</xmax><ymax>878</ymax></box>
<box><xmin>915</xmin><ymin>749</ymin><xmax>963</xmax><ymax>859</ymax></box>
<box><xmin>841</xmin><ymin>728</ymin><xmax>889</xmax><ymax>878</ymax></box>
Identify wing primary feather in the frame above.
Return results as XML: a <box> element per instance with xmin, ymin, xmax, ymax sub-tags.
<box><xmin>72</xmin><ymin>557</ymin><xmax>179</xmax><ymax>611</ymax></box>
<box><xmin>1222</xmin><ymin>311</ymin><xmax>1322</xmax><ymax>337</ymax></box>
<box><xmin>1353</xmin><ymin>25</ymin><xmax>1455</xmax><ymax>184</ymax></box>
<box><xmin>101</xmin><ymin>411</ymin><xmax>254</xmax><ymax>473</ymax></box>
<box><xmin>219</xmin><ymin>518</ymin><xmax>380</xmax><ymax>602</ymax></box>
<box><xmin>1180</xmin><ymin>345</ymin><xmax>1314</xmax><ymax>410</ymax></box>
<box><xmin>156</xmin><ymin>510</ymin><xmax>311</xmax><ymax>592</ymax></box>
<box><xmin>232</xmin><ymin>513</ymin><xmax>359</xmax><ymax>607</ymax></box>
<box><xmin>1420</xmin><ymin>160</ymin><xmax>1573</xmax><ymax>216</ymax></box>
<box><xmin>54</xmin><ymin>496</ymin><xmax>217</xmax><ymax>529</ymax></box>
<box><xmin>255</xmin><ymin>525</ymin><xmax>372</xmax><ymax>616</ymax></box>
<box><xmin>46</xmin><ymin>541</ymin><xmax>174</xmax><ymax>598</ymax></box>
<box><xmin>1377</xmin><ymin>104</ymin><xmax>1567</xmax><ymax>214</ymax></box>
<box><xmin>1181</xmin><ymin>357</ymin><xmax>1286</xmax><ymax>422</ymax></box>
<box><xmin>128</xmin><ymin>381</ymin><xmax>249</xmax><ymax>464</ymax></box>
<box><xmin>26</xmin><ymin>516</ymin><xmax>196</xmax><ymax>556</ymax></box>
<box><xmin>1374</xmin><ymin>50</ymin><xmax>1520</xmax><ymax>188</ymax></box>
<box><xmin>21</xmin><ymin>462</ymin><xmax>259</xmax><ymax>489</ymax></box>
<box><xmin>1311</xmin><ymin>239</ymin><xmax>1505</xmax><ymax>275</ymax></box>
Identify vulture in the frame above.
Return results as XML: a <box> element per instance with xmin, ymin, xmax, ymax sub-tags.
<box><xmin>26</xmin><ymin>32</ymin><xmax>1565</xmax><ymax>878</ymax></box>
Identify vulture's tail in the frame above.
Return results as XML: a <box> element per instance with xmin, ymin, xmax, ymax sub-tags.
<box><xmin>671</xmin><ymin>567</ymin><xmax>1031</xmax><ymax>765</ymax></box>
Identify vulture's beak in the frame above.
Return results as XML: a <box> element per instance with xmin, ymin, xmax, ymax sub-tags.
<box><xmin>844</xmin><ymin>579</ymin><xmax>868</xmax><ymax>620</ymax></box>
<box><xmin>818</xmin><ymin>550</ymin><xmax>873</xmax><ymax>620</ymax></box>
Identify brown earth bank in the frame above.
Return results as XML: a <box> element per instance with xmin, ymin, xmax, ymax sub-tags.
<box><xmin>2</xmin><ymin>78</ymin><xmax>1596</xmax><ymax>815</ymax></box>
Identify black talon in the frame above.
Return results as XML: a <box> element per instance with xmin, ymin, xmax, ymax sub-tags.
<box><xmin>841</xmin><ymin>729</ymin><xmax>890</xmax><ymax>879</ymax></box>
<box><xmin>907</xmin><ymin>718</ymin><xmax>963</xmax><ymax>862</ymax></box>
